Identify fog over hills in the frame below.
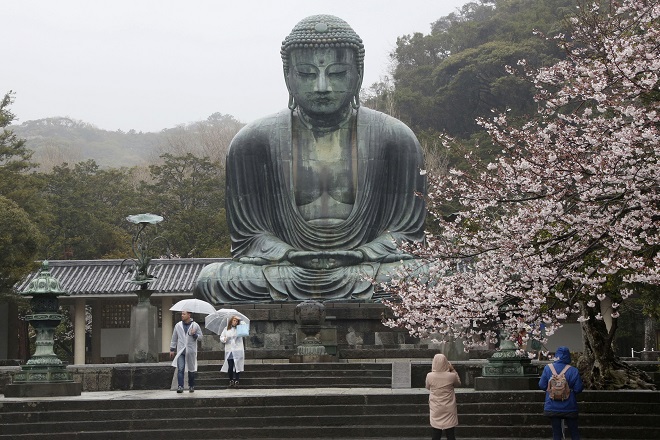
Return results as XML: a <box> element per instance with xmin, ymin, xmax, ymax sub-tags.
<box><xmin>11</xmin><ymin>113</ymin><xmax>243</xmax><ymax>169</ymax></box>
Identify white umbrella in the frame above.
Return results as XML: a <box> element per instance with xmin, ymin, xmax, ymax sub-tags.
<box><xmin>205</xmin><ymin>308</ymin><xmax>250</xmax><ymax>335</ymax></box>
<box><xmin>169</xmin><ymin>299</ymin><xmax>216</xmax><ymax>315</ymax></box>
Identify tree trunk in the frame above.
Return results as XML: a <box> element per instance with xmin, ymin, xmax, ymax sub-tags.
<box><xmin>577</xmin><ymin>305</ymin><xmax>655</xmax><ymax>390</ymax></box>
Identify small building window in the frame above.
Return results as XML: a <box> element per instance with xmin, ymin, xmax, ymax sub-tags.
<box><xmin>102</xmin><ymin>302</ymin><xmax>132</xmax><ymax>328</ymax></box>
<box><xmin>100</xmin><ymin>301</ymin><xmax>164</xmax><ymax>328</ymax></box>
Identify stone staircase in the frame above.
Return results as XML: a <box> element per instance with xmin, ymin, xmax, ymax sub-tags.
<box><xmin>195</xmin><ymin>362</ymin><xmax>393</xmax><ymax>389</ymax></box>
<box><xmin>0</xmin><ymin>389</ymin><xmax>658</xmax><ymax>439</ymax></box>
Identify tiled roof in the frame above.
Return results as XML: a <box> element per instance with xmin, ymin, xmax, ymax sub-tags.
<box><xmin>15</xmin><ymin>258</ymin><xmax>228</xmax><ymax>297</ymax></box>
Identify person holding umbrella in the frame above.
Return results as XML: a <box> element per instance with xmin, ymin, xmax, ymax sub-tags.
<box><xmin>170</xmin><ymin>310</ymin><xmax>203</xmax><ymax>393</ymax></box>
<box><xmin>220</xmin><ymin>315</ymin><xmax>246</xmax><ymax>387</ymax></box>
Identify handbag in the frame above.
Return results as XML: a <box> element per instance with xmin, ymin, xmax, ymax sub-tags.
<box><xmin>236</xmin><ymin>322</ymin><xmax>250</xmax><ymax>337</ymax></box>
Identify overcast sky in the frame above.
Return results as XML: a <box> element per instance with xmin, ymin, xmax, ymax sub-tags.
<box><xmin>3</xmin><ymin>0</ymin><xmax>468</xmax><ymax>132</ymax></box>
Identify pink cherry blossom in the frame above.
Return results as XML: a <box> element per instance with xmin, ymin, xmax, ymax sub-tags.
<box><xmin>382</xmin><ymin>0</ymin><xmax>659</xmax><ymax>356</ymax></box>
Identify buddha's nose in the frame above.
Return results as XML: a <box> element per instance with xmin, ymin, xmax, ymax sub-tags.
<box><xmin>315</xmin><ymin>74</ymin><xmax>331</xmax><ymax>92</ymax></box>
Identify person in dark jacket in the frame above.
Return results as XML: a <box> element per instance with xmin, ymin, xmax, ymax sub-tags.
<box><xmin>538</xmin><ymin>346</ymin><xmax>584</xmax><ymax>440</ymax></box>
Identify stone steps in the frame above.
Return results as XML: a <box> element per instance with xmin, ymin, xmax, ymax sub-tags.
<box><xmin>195</xmin><ymin>362</ymin><xmax>393</xmax><ymax>389</ymax></box>
<box><xmin>0</xmin><ymin>390</ymin><xmax>658</xmax><ymax>439</ymax></box>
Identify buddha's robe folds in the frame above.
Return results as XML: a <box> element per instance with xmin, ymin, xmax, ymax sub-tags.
<box><xmin>194</xmin><ymin>107</ymin><xmax>426</xmax><ymax>303</ymax></box>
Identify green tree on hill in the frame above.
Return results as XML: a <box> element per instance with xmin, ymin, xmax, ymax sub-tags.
<box><xmin>0</xmin><ymin>92</ymin><xmax>44</xmax><ymax>294</ymax></box>
<box><xmin>140</xmin><ymin>153</ymin><xmax>229</xmax><ymax>258</ymax></box>
<box><xmin>391</xmin><ymin>0</ymin><xmax>573</xmax><ymax>137</ymax></box>
<box><xmin>42</xmin><ymin>160</ymin><xmax>139</xmax><ymax>259</ymax></box>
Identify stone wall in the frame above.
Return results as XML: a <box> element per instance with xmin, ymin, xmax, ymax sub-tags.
<box><xmin>412</xmin><ymin>361</ymin><xmax>485</xmax><ymax>388</ymax></box>
<box><xmin>0</xmin><ymin>364</ymin><xmax>173</xmax><ymax>393</ymax></box>
<box><xmin>198</xmin><ymin>302</ymin><xmax>445</xmax><ymax>359</ymax></box>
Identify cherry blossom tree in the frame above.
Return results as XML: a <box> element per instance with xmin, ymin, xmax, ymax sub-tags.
<box><xmin>383</xmin><ymin>0</ymin><xmax>658</xmax><ymax>389</ymax></box>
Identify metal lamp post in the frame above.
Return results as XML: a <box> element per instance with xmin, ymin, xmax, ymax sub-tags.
<box><xmin>123</xmin><ymin>213</ymin><xmax>166</xmax><ymax>363</ymax></box>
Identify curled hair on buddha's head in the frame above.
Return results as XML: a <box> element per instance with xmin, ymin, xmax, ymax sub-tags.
<box><xmin>281</xmin><ymin>15</ymin><xmax>364</xmax><ymax>109</ymax></box>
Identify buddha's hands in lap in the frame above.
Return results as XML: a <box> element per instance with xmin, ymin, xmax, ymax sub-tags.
<box><xmin>238</xmin><ymin>256</ymin><xmax>271</xmax><ymax>265</ymax></box>
<box><xmin>286</xmin><ymin>250</ymin><xmax>364</xmax><ymax>269</ymax></box>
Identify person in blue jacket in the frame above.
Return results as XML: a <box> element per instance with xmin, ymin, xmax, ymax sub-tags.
<box><xmin>538</xmin><ymin>346</ymin><xmax>584</xmax><ymax>440</ymax></box>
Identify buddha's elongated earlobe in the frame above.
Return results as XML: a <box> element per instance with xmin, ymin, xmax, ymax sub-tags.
<box><xmin>351</xmin><ymin>72</ymin><xmax>363</xmax><ymax>109</ymax></box>
<box><xmin>284</xmin><ymin>72</ymin><xmax>297</xmax><ymax>111</ymax></box>
<box><xmin>351</xmin><ymin>92</ymin><xmax>360</xmax><ymax>110</ymax></box>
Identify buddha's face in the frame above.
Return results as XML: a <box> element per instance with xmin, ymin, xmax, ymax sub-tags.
<box><xmin>287</xmin><ymin>47</ymin><xmax>360</xmax><ymax>117</ymax></box>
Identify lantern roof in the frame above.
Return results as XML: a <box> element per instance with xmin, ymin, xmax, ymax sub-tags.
<box><xmin>21</xmin><ymin>261</ymin><xmax>68</xmax><ymax>297</ymax></box>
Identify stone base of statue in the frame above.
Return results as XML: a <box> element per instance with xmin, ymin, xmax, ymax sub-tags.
<box><xmin>5</xmin><ymin>365</ymin><xmax>82</xmax><ymax>397</ymax></box>
<box><xmin>290</xmin><ymin>352</ymin><xmax>337</xmax><ymax>362</ymax></box>
<box><xmin>4</xmin><ymin>381</ymin><xmax>83</xmax><ymax>398</ymax></box>
<box><xmin>290</xmin><ymin>329</ymin><xmax>338</xmax><ymax>362</ymax></box>
<box><xmin>289</xmin><ymin>354</ymin><xmax>337</xmax><ymax>363</ymax></box>
<box><xmin>474</xmin><ymin>340</ymin><xmax>539</xmax><ymax>391</ymax></box>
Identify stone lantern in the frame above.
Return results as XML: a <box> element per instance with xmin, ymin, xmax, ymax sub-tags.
<box><xmin>4</xmin><ymin>261</ymin><xmax>82</xmax><ymax>397</ymax></box>
<box><xmin>474</xmin><ymin>297</ymin><xmax>539</xmax><ymax>390</ymax></box>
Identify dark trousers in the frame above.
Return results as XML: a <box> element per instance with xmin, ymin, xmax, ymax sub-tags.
<box><xmin>551</xmin><ymin>416</ymin><xmax>579</xmax><ymax>440</ymax></box>
<box><xmin>227</xmin><ymin>357</ymin><xmax>240</xmax><ymax>381</ymax></box>
<box><xmin>432</xmin><ymin>427</ymin><xmax>456</xmax><ymax>440</ymax></box>
<box><xmin>176</xmin><ymin>350</ymin><xmax>196</xmax><ymax>388</ymax></box>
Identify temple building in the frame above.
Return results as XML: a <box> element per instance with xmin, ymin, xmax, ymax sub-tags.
<box><xmin>2</xmin><ymin>258</ymin><xmax>225</xmax><ymax>364</ymax></box>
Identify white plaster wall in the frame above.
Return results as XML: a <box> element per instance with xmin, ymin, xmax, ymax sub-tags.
<box><xmin>100</xmin><ymin>328</ymin><xmax>163</xmax><ymax>357</ymax></box>
<box><xmin>546</xmin><ymin>323</ymin><xmax>584</xmax><ymax>352</ymax></box>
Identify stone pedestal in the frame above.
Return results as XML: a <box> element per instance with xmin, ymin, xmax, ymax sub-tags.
<box><xmin>296</xmin><ymin>325</ymin><xmax>338</xmax><ymax>355</ymax></box>
<box><xmin>4</xmin><ymin>366</ymin><xmax>82</xmax><ymax>397</ymax></box>
<box><xmin>474</xmin><ymin>340</ymin><xmax>539</xmax><ymax>391</ymax></box>
<box><xmin>290</xmin><ymin>301</ymin><xmax>337</xmax><ymax>363</ymax></box>
<box><xmin>128</xmin><ymin>290</ymin><xmax>158</xmax><ymax>363</ymax></box>
<box><xmin>7</xmin><ymin>356</ymin><xmax>82</xmax><ymax>397</ymax></box>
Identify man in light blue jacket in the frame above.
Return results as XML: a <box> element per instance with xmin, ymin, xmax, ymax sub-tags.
<box><xmin>539</xmin><ymin>346</ymin><xmax>584</xmax><ymax>439</ymax></box>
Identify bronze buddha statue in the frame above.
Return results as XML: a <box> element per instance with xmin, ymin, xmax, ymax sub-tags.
<box><xmin>194</xmin><ymin>15</ymin><xmax>426</xmax><ymax>303</ymax></box>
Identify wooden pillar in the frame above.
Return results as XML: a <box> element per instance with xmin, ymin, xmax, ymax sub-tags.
<box><xmin>74</xmin><ymin>298</ymin><xmax>86</xmax><ymax>365</ymax></box>
<box><xmin>7</xmin><ymin>300</ymin><xmax>20</xmax><ymax>360</ymax></box>
<box><xmin>161</xmin><ymin>297</ymin><xmax>173</xmax><ymax>353</ymax></box>
<box><xmin>91</xmin><ymin>300</ymin><xmax>103</xmax><ymax>363</ymax></box>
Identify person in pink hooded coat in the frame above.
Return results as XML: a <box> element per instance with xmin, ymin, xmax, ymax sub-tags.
<box><xmin>426</xmin><ymin>353</ymin><xmax>461</xmax><ymax>440</ymax></box>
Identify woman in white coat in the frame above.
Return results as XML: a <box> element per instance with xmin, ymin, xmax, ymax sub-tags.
<box><xmin>426</xmin><ymin>353</ymin><xmax>461</xmax><ymax>440</ymax></box>
<box><xmin>220</xmin><ymin>315</ymin><xmax>245</xmax><ymax>387</ymax></box>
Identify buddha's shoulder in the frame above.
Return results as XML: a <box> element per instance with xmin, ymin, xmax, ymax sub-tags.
<box><xmin>229</xmin><ymin>110</ymin><xmax>289</xmax><ymax>150</ymax></box>
<box><xmin>358</xmin><ymin>107</ymin><xmax>415</xmax><ymax>133</ymax></box>
<box><xmin>240</xmin><ymin>110</ymin><xmax>289</xmax><ymax>133</ymax></box>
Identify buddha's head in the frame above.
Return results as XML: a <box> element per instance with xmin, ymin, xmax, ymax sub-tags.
<box><xmin>281</xmin><ymin>15</ymin><xmax>364</xmax><ymax>116</ymax></box>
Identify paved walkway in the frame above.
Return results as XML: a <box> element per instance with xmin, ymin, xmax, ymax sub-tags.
<box><xmin>1</xmin><ymin>386</ymin><xmax>488</xmax><ymax>402</ymax></box>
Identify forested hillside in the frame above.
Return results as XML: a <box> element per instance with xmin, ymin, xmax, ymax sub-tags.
<box><xmin>363</xmin><ymin>0</ymin><xmax>576</xmax><ymax>173</ymax></box>
<box><xmin>11</xmin><ymin>117</ymin><xmax>160</xmax><ymax>168</ymax></box>
<box><xmin>11</xmin><ymin>113</ymin><xmax>244</xmax><ymax>169</ymax></box>
<box><xmin>1</xmin><ymin>98</ymin><xmax>242</xmax><ymax>270</ymax></box>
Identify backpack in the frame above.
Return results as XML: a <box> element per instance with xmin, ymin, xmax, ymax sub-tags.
<box><xmin>547</xmin><ymin>364</ymin><xmax>571</xmax><ymax>400</ymax></box>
